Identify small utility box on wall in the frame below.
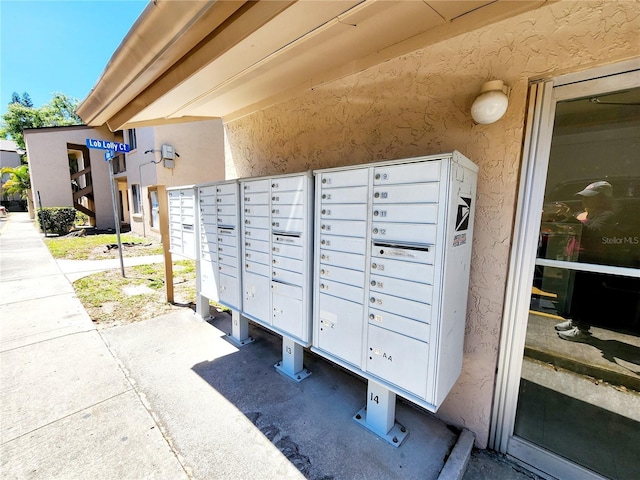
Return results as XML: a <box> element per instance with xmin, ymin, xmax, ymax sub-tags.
<box><xmin>162</xmin><ymin>144</ymin><xmax>175</xmax><ymax>169</ymax></box>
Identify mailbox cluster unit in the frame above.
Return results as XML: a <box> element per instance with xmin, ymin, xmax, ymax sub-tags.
<box><xmin>167</xmin><ymin>151</ymin><xmax>477</xmax><ymax>445</ymax></box>
<box><xmin>240</xmin><ymin>173</ymin><xmax>314</xmax><ymax>345</ymax></box>
<box><xmin>312</xmin><ymin>152</ymin><xmax>478</xmax><ymax>414</ymax></box>
<box><xmin>167</xmin><ymin>186</ymin><xmax>197</xmax><ymax>260</ymax></box>
<box><xmin>197</xmin><ymin>181</ymin><xmax>241</xmax><ymax>310</ymax></box>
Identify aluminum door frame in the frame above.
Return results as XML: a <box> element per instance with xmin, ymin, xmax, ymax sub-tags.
<box><xmin>490</xmin><ymin>58</ymin><xmax>640</xmax><ymax>480</ymax></box>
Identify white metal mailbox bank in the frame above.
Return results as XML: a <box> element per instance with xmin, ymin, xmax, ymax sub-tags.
<box><xmin>240</xmin><ymin>172</ymin><xmax>314</xmax><ymax>381</ymax></box>
<box><xmin>197</xmin><ymin>180</ymin><xmax>242</xmax><ymax>311</ymax></box>
<box><xmin>167</xmin><ymin>186</ymin><xmax>197</xmax><ymax>260</ymax></box>
<box><xmin>313</xmin><ymin>151</ymin><xmax>477</xmax><ymax>445</ymax></box>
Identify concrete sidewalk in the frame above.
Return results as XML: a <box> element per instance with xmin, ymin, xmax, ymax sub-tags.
<box><xmin>0</xmin><ymin>212</ymin><xmax>539</xmax><ymax>480</ymax></box>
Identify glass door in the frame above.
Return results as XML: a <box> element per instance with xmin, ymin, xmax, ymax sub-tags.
<box><xmin>495</xmin><ymin>64</ymin><xmax>640</xmax><ymax>480</ymax></box>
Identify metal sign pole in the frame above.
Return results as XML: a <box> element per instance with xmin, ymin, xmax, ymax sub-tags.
<box><xmin>108</xmin><ymin>158</ymin><xmax>125</xmax><ymax>277</ymax></box>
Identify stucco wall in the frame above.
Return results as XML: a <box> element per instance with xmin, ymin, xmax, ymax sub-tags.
<box><xmin>223</xmin><ymin>0</ymin><xmax>640</xmax><ymax>447</ymax></box>
<box><xmin>154</xmin><ymin>118</ymin><xmax>225</xmax><ymax>187</ymax></box>
<box><xmin>24</xmin><ymin>126</ymin><xmax>116</xmax><ymax>230</ymax></box>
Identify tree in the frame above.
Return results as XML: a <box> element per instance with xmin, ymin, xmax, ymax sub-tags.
<box><xmin>1</xmin><ymin>164</ymin><xmax>34</xmax><ymax>218</ymax></box>
<box><xmin>1</xmin><ymin>92</ymin><xmax>84</xmax><ymax>150</ymax></box>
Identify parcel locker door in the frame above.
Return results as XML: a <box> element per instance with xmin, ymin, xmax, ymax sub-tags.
<box><xmin>316</xmin><ymin>293</ymin><xmax>364</xmax><ymax>368</ymax></box>
<box><xmin>243</xmin><ymin>271</ymin><xmax>270</xmax><ymax>322</ymax></box>
<box><xmin>366</xmin><ymin>324</ymin><xmax>429</xmax><ymax>399</ymax></box>
<box><xmin>200</xmin><ymin>257</ymin><xmax>220</xmax><ymax>302</ymax></box>
<box><xmin>219</xmin><ymin>273</ymin><xmax>240</xmax><ymax>310</ymax></box>
<box><xmin>272</xmin><ymin>282</ymin><xmax>304</xmax><ymax>340</ymax></box>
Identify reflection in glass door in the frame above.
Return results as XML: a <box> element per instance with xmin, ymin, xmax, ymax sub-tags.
<box><xmin>513</xmin><ymin>85</ymin><xmax>640</xmax><ymax>479</ymax></box>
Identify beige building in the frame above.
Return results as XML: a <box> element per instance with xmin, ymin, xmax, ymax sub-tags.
<box><xmin>23</xmin><ymin>120</ymin><xmax>225</xmax><ymax>235</ymax></box>
<box><xmin>0</xmin><ymin>139</ymin><xmax>23</xmax><ymax>208</ymax></box>
<box><xmin>76</xmin><ymin>2</ymin><xmax>640</xmax><ymax>479</ymax></box>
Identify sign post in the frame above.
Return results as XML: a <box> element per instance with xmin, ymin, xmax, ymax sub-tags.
<box><xmin>85</xmin><ymin>138</ymin><xmax>129</xmax><ymax>277</ymax></box>
<box><xmin>106</xmin><ymin>151</ymin><xmax>125</xmax><ymax>277</ymax></box>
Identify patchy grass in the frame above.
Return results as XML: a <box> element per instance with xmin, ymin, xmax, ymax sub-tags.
<box><xmin>45</xmin><ymin>233</ymin><xmax>163</xmax><ymax>260</ymax></box>
<box><xmin>74</xmin><ymin>260</ymin><xmax>197</xmax><ymax>328</ymax></box>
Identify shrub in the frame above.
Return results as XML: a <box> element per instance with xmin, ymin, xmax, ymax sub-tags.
<box><xmin>75</xmin><ymin>210</ymin><xmax>90</xmax><ymax>226</ymax></box>
<box><xmin>37</xmin><ymin>207</ymin><xmax>76</xmax><ymax>236</ymax></box>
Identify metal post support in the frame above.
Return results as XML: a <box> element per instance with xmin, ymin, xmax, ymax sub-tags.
<box><xmin>108</xmin><ymin>159</ymin><xmax>125</xmax><ymax>277</ymax></box>
<box><xmin>225</xmin><ymin>309</ymin><xmax>254</xmax><ymax>347</ymax></box>
<box><xmin>353</xmin><ymin>380</ymin><xmax>409</xmax><ymax>447</ymax></box>
<box><xmin>274</xmin><ymin>337</ymin><xmax>311</xmax><ymax>382</ymax></box>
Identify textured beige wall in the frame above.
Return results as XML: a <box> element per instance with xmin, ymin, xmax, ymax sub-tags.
<box><xmin>223</xmin><ymin>1</ymin><xmax>639</xmax><ymax>447</ymax></box>
<box><xmin>155</xmin><ymin>118</ymin><xmax>225</xmax><ymax>187</ymax></box>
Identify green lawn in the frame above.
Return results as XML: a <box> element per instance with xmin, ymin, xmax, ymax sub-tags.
<box><xmin>44</xmin><ymin>233</ymin><xmax>163</xmax><ymax>260</ymax></box>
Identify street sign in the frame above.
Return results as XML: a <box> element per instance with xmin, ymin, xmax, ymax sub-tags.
<box><xmin>104</xmin><ymin>149</ymin><xmax>116</xmax><ymax>161</ymax></box>
<box><xmin>86</xmin><ymin>138</ymin><xmax>130</xmax><ymax>153</ymax></box>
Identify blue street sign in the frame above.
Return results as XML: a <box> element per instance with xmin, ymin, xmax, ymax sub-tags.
<box><xmin>86</xmin><ymin>138</ymin><xmax>130</xmax><ymax>153</ymax></box>
<box><xmin>104</xmin><ymin>149</ymin><xmax>116</xmax><ymax>161</ymax></box>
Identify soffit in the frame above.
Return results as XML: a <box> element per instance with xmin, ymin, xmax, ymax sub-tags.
<box><xmin>78</xmin><ymin>0</ymin><xmax>547</xmax><ymax>130</ymax></box>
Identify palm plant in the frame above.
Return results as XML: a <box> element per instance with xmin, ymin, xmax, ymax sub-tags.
<box><xmin>1</xmin><ymin>164</ymin><xmax>34</xmax><ymax>218</ymax></box>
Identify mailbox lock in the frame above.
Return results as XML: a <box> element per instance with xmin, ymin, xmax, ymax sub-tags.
<box><xmin>272</xmin><ymin>183</ymin><xmax>277</xmax><ymax>188</ymax></box>
<box><xmin>373</xmin><ymin>210</ymin><xmax>379</xmax><ymax>216</ymax></box>
<box><xmin>321</xmin><ymin>209</ymin><xmax>326</xmax><ymax>215</ymax></box>
<box><xmin>371</xmin><ymin>263</ymin><xmax>377</xmax><ymax>269</ymax></box>
<box><xmin>322</xmin><ymin>194</ymin><xmax>327</xmax><ymax>199</ymax></box>
<box><xmin>369</xmin><ymin>314</ymin><xmax>375</xmax><ymax>320</ymax></box>
<box><xmin>375</xmin><ymin>173</ymin><xmax>381</xmax><ymax>180</ymax></box>
<box><xmin>373</xmin><ymin>228</ymin><xmax>379</xmax><ymax>234</ymax></box>
<box><xmin>374</xmin><ymin>192</ymin><xmax>380</xmax><ymax>198</ymax></box>
<box><xmin>321</xmin><ymin>240</ymin><xmax>326</xmax><ymax>245</ymax></box>
<box><xmin>371</xmin><ymin>280</ymin><xmax>376</xmax><ymax>286</ymax></box>
<box><xmin>320</xmin><ymin>269</ymin><xmax>325</xmax><ymax>275</ymax></box>
<box><xmin>322</xmin><ymin>178</ymin><xmax>327</xmax><ymax>184</ymax></box>
<box><xmin>321</xmin><ymin>225</ymin><xmax>326</xmax><ymax>230</ymax></box>
<box><xmin>370</xmin><ymin>297</ymin><xmax>376</xmax><ymax>303</ymax></box>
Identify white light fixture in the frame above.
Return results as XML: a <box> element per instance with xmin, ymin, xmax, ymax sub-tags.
<box><xmin>471</xmin><ymin>80</ymin><xmax>510</xmax><ymax>125</ymax></box>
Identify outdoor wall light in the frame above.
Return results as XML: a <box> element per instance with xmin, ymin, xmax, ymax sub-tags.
<box><xmin>471</xmin><ymin>80</ymin><xmax>511</xmax><ymax>125</ymax></box>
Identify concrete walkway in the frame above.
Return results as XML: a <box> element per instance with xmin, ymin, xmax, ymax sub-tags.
<box><xmin>0</xmin><ymin>212</ymin><xmax>539</xmax><ymax>480</ymax></box>
<box><xmin>56</xmin><ymin>254</ymin><xmax>165</xmax><ymax>282</ymax></box>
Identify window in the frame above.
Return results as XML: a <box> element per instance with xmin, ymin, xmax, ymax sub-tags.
<box><xmin>149</xmin><ymin>189</ymin><xmax>159</xmax><ymax>228</ymax></box>
<box><xmin>131</xmin><ymin>184</ymin><xmax>142</xmax><ymax>214</ymax></box>
<box><xmin>127</xmin><ymin>129</ymin><xmax>137</xmax><ymax>151</ymax></box>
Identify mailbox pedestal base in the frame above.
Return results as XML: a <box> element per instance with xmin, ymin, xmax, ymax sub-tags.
<box><xmin>274</xmin><ymin>337</ymin><xmax>311</xmax><ymax>382</ymax></box>
<box><xmin>353</xmin><ymin>380</ymin><xmax>409</xmax><ymax>447</ymax></box>
<box><xmin>226</xmin><ymin>310</ymin><xmax>254</xmax><ymax>347</ymax></box>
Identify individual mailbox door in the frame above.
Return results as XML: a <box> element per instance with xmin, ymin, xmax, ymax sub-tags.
<box><xmin>373</xmin><ymin>161</ymin><xmax>440</xmax><ymax>185</ymax></box>
<box><xmin>371</xmin><ymin>204</ymin><xmax>438</xmax><ymax>224</ymax></box>
<box><xmin>369</xmin><ymin>291</ymin><xmax>432</xmax><ymax>322</ymax></box>
<box><xmin>371</xmin><ymin>222</ymin><xmax>437</xmax><ymax>245</ymax></box>
<box><xmin>369</xmin><ymin>275</ymin><xmax>434</xmax><ymax>304</ymax></box>
<box><xmin>368</xmin><ymin>309</ymin><xmax>431</xmax><ymax>342</ymax></box>
<box><xmin>370</xmin><ymin>257</ymin><xmax>435</xmax><ymax>285</ymax></box>
<box><xmin>319</xmin><ymin>168</ymin><xmax>368</xmax><ymax>188</ymax></box>
<box><xmin>372</xmin><ymin>183</ymin><xmax>439</xmax><ymax>204</ymax></box>
<box><xmin>320</xmin><ymin>186</ymin><xmax>368</xmax><ymax>204</ymax></box>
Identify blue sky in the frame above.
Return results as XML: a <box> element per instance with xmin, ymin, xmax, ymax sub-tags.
<box><xmin>1</xmin><ymin>0</ymin><xmax>148</xmax><ymax>114</ymax></box>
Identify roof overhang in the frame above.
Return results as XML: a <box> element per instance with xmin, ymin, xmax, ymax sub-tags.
<box><xmin>77</xmin><ymin>0</ymin><xmax>548</xmax><ymax>131</ymax></box>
